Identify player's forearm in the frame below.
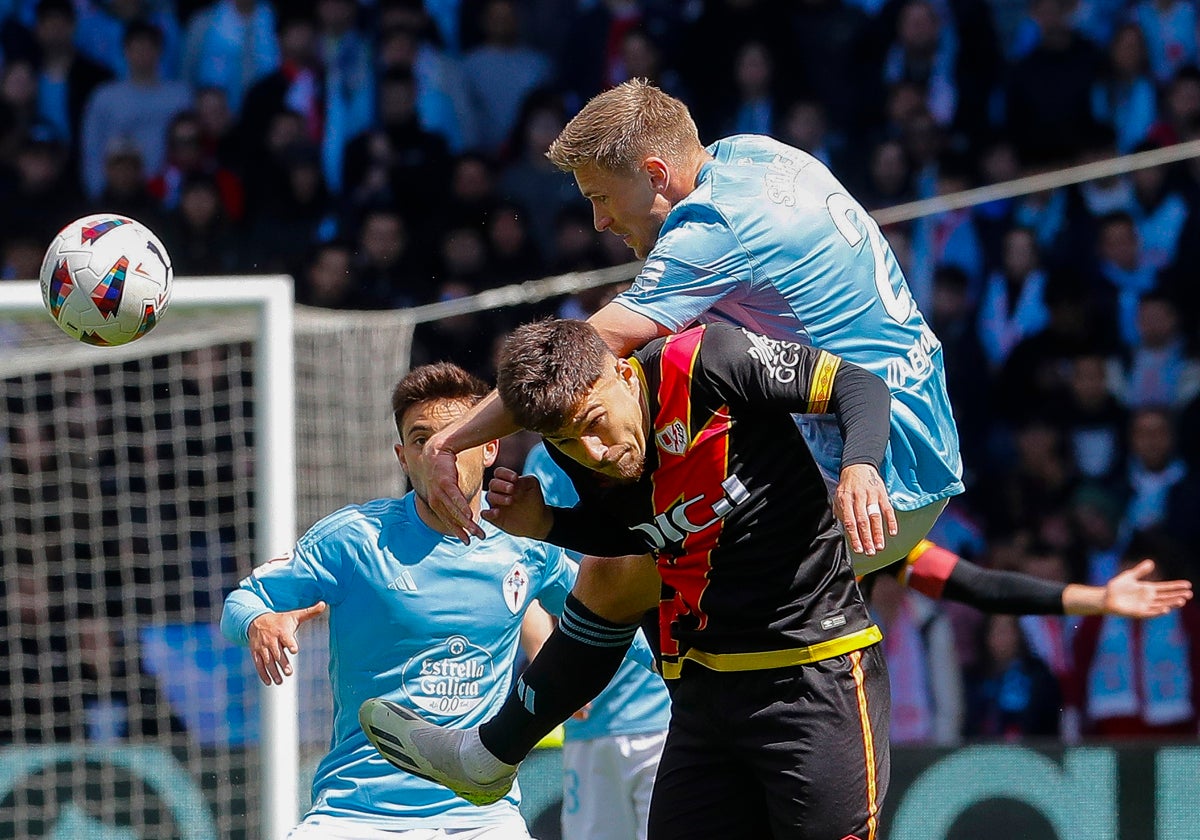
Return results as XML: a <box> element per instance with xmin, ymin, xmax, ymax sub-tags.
<box><xmin>221</xmin><ymin>589</ymin><xmax>272</xmax><ymax>644</ymax></box>
<box><xmin>941</xmin><ymin>560</ymin><xmax>1066</xmax><ymax>614</ymax></box>
<box><xmin>831</xmin><ymin>363</ymin><xmax>891</xmax><ymax>471</ymax></box>
<box><xmin>1061</xmin><ymin>583</ymin><xmax>1106</xmax><ymax>615</ymax></box>
<box><xmin>438</xmin><ymin>390</ymin><xmax>522</xmax><ymax>453</ymax></box>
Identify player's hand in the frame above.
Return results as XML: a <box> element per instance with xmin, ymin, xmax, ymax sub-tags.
<box><xmin>248</xmin><ymin>602</ymin><xmax>327</xmax><ymax>685</ymax></box>
<box><xmin>482</xmin><ymin>467</ymin><xmax>553</xmax><ymax>539</ymax></box>
<box><xmin>424</xmin><ymin>430</ymin><xmax>485</xmax><ymax>544</ymax></box>
<box><xmin>571</xmin><ymin>702</ymin><xmax>593</xmax><ymax>721</ymax></box>
<box><xmin>1102</xmin><ymin>559</ymin><xmax>1193</xmax><ymax>618</ymax></box>
<box><xmin>834</xmin><ymin>464</ymin><xmax>897</xmax><ymax>557</ymax></box>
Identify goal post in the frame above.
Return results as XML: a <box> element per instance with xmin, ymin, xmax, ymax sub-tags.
<box><xmin>0</xmin><ymin>277</ymin><xmax>298</xmax><ymax>839</ymax></box>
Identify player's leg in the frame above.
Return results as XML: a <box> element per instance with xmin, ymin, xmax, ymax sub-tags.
<box><xmin>627</xmin><ymin>730</ymin><xmax>667</xmax><ymax>840</ymax></box>
<box><xmin>752</xmin><ymin>644</ymin><xmax>891</xmax><ymax>840</ymax></box>
<box><xmin>848</xmin><ymin>498</ymin><xmax>948</xmax><ymax>576</ymax></box>
<box><xmin>646</xmin><ymin>697</ymin><xmax>773</xmax><ymax>840</ymax></box>
<box><xmin>562</xmin><ymin>736</ymin><xmax>637</xmax><ymax>840</ymax></box>
<box><xmin>479</xmin><ymin>553</ymin><xmax>661</xmax><ymax>763</ymax></box>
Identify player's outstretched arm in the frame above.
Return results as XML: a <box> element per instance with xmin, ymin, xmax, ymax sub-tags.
<box><xmin>426</xmin><ymin>391</ymin><xmax>523</xmax><ymax>544</ymax></box>
<box><xmin>247</xmin><ymin>602</ymin><xmax>327</xmax><ymax>685</ymax></box>
<box><xmin>1063</xmin><ymin>559</ymin><xmax>1193</xmax><ymax>617</ymax></box>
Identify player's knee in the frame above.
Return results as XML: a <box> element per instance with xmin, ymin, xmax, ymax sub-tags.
<box><xmin>574</xmin><ymin>554</ymin><xmax>659</xmax><ymax>624</ymax></box>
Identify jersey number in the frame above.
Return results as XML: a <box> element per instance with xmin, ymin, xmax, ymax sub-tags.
<box><xmin>826</xmin><ymin>193</ymin><xmax>914</xmax><ymax>324</ymax></box>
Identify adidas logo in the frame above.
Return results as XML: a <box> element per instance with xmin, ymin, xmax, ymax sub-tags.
<box><xmin>387</xmin><ymin>571</ymin><xmax>418</xmax><ymax>592</ymax></box>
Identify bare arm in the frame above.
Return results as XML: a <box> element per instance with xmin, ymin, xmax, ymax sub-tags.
<box><xmin>423</xmin><ymin>391</ymin><xmax>523</xmax><ymax>543</ymax></box>
<box><xmin>587</xmin><ymin>301</ymin><xmax>671</xmax><ymax>356</ymax></box>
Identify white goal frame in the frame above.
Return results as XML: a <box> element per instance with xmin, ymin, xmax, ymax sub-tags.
<box><xmin>0</xmin><ymin>276</ymin><xmax>299</xmax><ymax>839</ymax></box>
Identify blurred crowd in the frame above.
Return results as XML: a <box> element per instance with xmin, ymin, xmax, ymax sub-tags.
<box><xmin>2</xmin><ymin>0</ymin><xmax>1200</xmax><ymax>747</ymax></box>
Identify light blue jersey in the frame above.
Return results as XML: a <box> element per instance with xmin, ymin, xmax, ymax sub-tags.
<box><xmin>524</xmin><ymin>444</ymin><xmax>672</xmax><ymax>741</ymax></box>
<box><xmin>221</xmin><ymin>493</ymin><xmax>574</xmax><ymax>830</ymax></box>
<box><xmin>615</xmin><ymin>134</ymin><xmax>964</xmax><ymax>510</ymax></box>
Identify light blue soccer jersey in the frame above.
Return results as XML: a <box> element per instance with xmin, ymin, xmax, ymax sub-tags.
<box><xmin>523</xmin><ymin>443</ymin><xmax>672</xmax><ymax>741</ymax></box>
<box><xmin>221</xmin><ymin>493</ymin><xmax>574</xmax><ymax>830</ymax></box>
<box><xmin>614</xmin><ymin>134</ymin><xmax>964</xmax><ymax>510</ymax></box>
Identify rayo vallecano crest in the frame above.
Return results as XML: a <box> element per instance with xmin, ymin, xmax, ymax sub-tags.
<box><xmin>502</xmin><ymin>562</ymin><xmax>530</xmax><ymax>614</ymax></box>
<box><xmin>655</xmin><ymin>418</ymin><xmax>688</xmax><ymax>456</ymax></box>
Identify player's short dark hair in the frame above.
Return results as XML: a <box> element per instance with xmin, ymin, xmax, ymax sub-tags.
<box><xmin>391</xmin><ymin>363</ymin><xmax>489</xmax><ymax>436</ymax></box>
<box><xmin>496</xmin><ymin>319</ymin><xmax>611</xmax><ymax>434</ymax></box>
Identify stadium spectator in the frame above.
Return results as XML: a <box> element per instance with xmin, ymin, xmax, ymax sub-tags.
<box><xmin>484</xmin><ymin>203</ymin><xmax>544</xmax><ymax>286</ymax></box>
<box><xmin>881</xmin><ymin>0</ymin><xmax>959</xmax><ymax>129</ymax></box>
<box><xmin>497</xmin><ymin>90</ymin><xmax>579</xmax><ymax>261</ymax></box>
<box><xmin>376</xmin><ymin>14</ymin><xmax>478</xmax><ymax>155</ymax></box>
<box><xmin>350</xmin><ymin>206</ymin><xmax>426</xmax><ymax>309</ymax></box>
<box><xmin>238</xmin><ymin>13</ymin><xmax>323</xmax><ymax>169</ymax></box>
<box><xmin>1090</xmin><ymin>23</ymin><xmax>1157</xmax><ymax>153</ymax></box>
<box><xmin>1129</xmin><ymin>146</ymin><xmax>1189</xmax><ymax>271</ymax></box>
<box><xmin>148</xmin><ymin>110</ymin><xmax>244</xmax><ymax>219</ymax></box>
<box><xmin>721</xmin><ymin>39</ymin><xmax>779</xmax><ymax>136</ymax></box>
<box><xmin>965</xmin><ymin>613</ymin><xmax>1062</xmax><ymax>739</ymax></box>
<box><xmin>160</xmin><ymin>174</ymin><xmax>245</xmax><ymax>275</ymax></box>
<box><xmin>295</xmin><ymin>239</ymin><xmax>356</xmax><ymax>309</ymax></box>
<box><xmin>95</xmin><ymin>139</ymin><xmax>163</xmax><ymax>229</ymax></box>
<box><xmin>1147</xmin><ymin>64</ymin><xmax>1200</xmax><ymax>146</ymax></box>
<box><xmin>1092</xmin><ymin>210</ymin><xmax>1159</xmax><ymax>347</ymax></box>
<box><xmin>1131</xmin><ymin>0</ymin><xmax>1199</xmax><ymax>83</ymax></box>
<box><xmin>0</xmin><ymin>133</ymin><xmax>83</xmax><ymax>244</ymax></box>
<box><xmin>314</xmin><ymin>0</ymin><xmax>375</xmax><ymax>193</ymax></box>
<box><xmin>29</xmin><ymin>0</ymin><xmax>113</xmax><ymax>167</ymax></box>
<box><xmin>74</xmin><ymin>0</ymin><xmax>182</xmax><ymax>81</ymax></box>
<box><xmin>79</xmin><ymin>20</ymin><xmax>191</xmax><ymax>200</ymax></box>
<box><xmin>1121</xmin><ymin>407</ymin><xmax>1197</xmax><ymax>537</ymax></box>
<box><xmin>872</xmin><ymin>573</ymin><xmax>964</xmax><ymax>745</ymax></box>
<box><xmin>247</xmin><ymin>140</ymin><xmax>336</xmax><ymax>272</ymax></box>
<box><xmin>1004</xmin><ymin>0</ymin><xmax>1101</xmax><ymax>166</ymax></box>
<box><xmin>181</xmin><ymin>0</ymin><xmax>279</xmax><ymax>113</ymax></box>
<box><xmin>461</xmin><ymin>0</ymin><xmax>551</xmax><ymax>154</ymax></box>
<box><xmin>1053</xmin><ymin>352</ymin><xmax>1128</xmax><ymax>483</ymax></box>
<box><xmin>976</xmin><ymin>226</ymin><xmax>1051</xmax><ymax>370</ymax></box>
<box><xmin>1120</xmin><ymin>293</ymin><xmax>1200</xmax><ymax>409</ymax></box>
<box><xmin>342</xmin><ymin>66</ymin><xmax>451</xmax><ymax>226</ymax></box>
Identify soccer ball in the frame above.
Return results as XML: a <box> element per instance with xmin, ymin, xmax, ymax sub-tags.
<box><xmin>40</xmin><ymin>213</ymin><xmax>173</xmax><ymax>346</ymax></box>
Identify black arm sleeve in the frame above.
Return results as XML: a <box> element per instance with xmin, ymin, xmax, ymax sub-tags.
<box><xmin>941</xmin><ymin>560</ymin><xmax>1067</xmax><ymax>615</ymax></box>
<box><xmin>829</xmin><ymin>362</ymin><xmax>891</xmax><ymax>472</ymax></box>
<box><xmin>545</xmin><ymin>504</ymin><xmax>647</xmax><ymax>557</ymax></box>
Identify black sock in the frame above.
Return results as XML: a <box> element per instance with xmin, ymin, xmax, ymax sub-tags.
<box><xmin>479</xmin><ymin>594</ymin><xmax>637</xmax><ymax>764</ymax></box>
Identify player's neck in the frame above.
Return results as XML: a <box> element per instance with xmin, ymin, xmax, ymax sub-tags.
<box><xmin>414</xmin><ymin>492</ymin><xmax>480</xmax><ymax>537</ymax></box>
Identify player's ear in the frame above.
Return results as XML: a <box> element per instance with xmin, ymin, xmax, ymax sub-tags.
<box><xmin>394</xmin><ymin>442</ymin><xmax>410</xmax><ymax>473</ymax></box>
<box><xmin>482</xmin><ymin>439</ymin><xmax>499</xmax><ymax>468</ymax></box>
<box><xmin>645</xmin><ymin>157</ymin><xmax>670</xmax><ymax>194</ymax></box>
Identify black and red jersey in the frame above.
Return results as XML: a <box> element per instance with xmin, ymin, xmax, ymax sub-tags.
<box><xmin>546</xmin><ymin>323</ymin><xmax>890</xmax><ymax>672</ymax></box>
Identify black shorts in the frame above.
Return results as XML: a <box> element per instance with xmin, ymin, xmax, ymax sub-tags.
<box><xmin>646</xmin><ymin>643</ymin><xmax>890</xmax><ymax>840</ymax></box>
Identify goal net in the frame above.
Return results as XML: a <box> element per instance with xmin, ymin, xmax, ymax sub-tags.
<box><xmin>0</xmin><ymin>279</ymin><xmax>295</xmax><ymax>840</ymax></box>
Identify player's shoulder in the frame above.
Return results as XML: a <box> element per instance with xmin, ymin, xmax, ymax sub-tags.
<box><xmin>297</xmin><ymin>497</ymin><xmax>411</xmax><ymax>549</ymax></box>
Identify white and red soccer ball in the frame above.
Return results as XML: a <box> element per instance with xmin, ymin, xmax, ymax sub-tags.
<box><xmin>40</xmin><ymin>213</ymin><xmax>173</xmax><ymax>346</ymax></box>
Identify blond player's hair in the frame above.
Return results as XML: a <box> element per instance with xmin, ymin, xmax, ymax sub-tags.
<box><xmin>546</xmin><ymin>79</ymin><xmax>702</xmax><ymax>173</ymax></box>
